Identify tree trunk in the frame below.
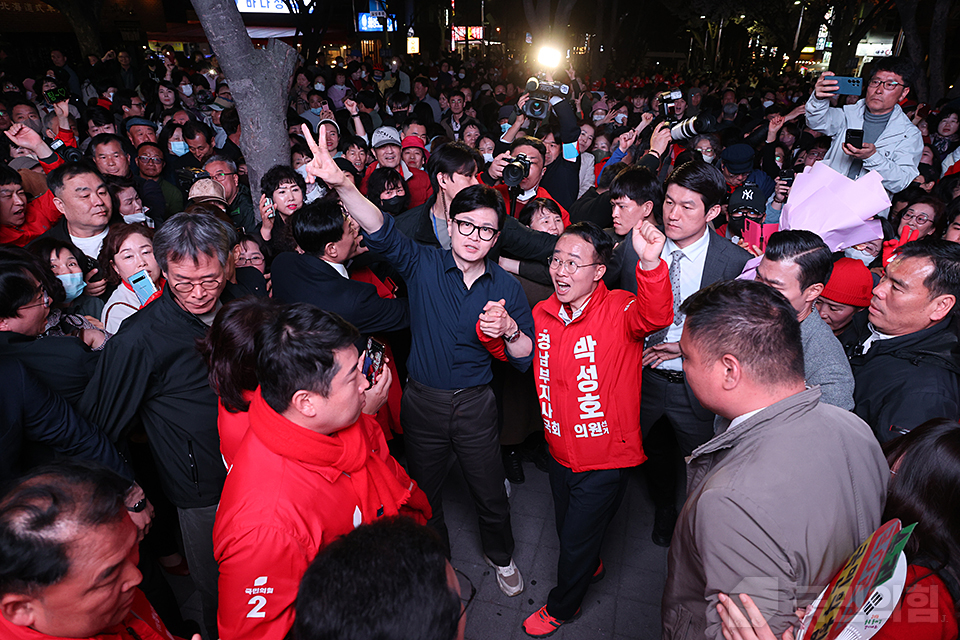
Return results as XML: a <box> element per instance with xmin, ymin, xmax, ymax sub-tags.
<box><xmin>926</xmin><ymin>0</ymin><xmax>954</xmax><ymax>105</ymax></box>
<box><xmin>190</xmin><ymin>0</ymin><xmax>299</xmax><ymax>208</ymax></box>
<box><xmin>895</xmin><ymin>0</ymin><xmax>928</xmax><ymax>101</ymax></box>
<box><xmin>43</xmin><ymin>0</ymin><xmax>104</xmax><ymax>57</ymax></box>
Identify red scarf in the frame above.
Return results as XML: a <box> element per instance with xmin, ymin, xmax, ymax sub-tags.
<box><xmin>248</xmin><ymin>390</ymin><xmax>428</xmax><ymax>524</ymax></box>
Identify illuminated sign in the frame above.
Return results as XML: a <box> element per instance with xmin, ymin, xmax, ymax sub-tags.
<box><xmin>407</xmin><ymin>37</ymin><xmax>420</xmax><ymax>54</ymax></box>
<box><xmin>358</xmin><ymin>12</ymin><xmax>396</xmax><ymax>32</ymax></box>
<box><xmin>451</xmin><ymin>26</ymin><xmax>484</xmax><ymax>41</ymax></box>
<box><xmin>236</xmin><ymin>0</ymin><xmax>290</xmax><ymax>14</ymax></box>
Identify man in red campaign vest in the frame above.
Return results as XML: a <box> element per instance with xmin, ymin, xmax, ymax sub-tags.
<box><xmin>213</xmin><ymin>305</ymin><xmax>429</xmax><ymax>640</ymax></box>
<box><xmin>523</xmin><ymin>219</ymin><xmax>673</xmax><ymax>637</ymax></box>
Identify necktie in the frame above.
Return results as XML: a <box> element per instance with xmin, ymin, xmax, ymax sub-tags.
<box><xmin>647</xmin><ymin>250</ymin><xmax>684</xmax><ymax>346</ymax></box>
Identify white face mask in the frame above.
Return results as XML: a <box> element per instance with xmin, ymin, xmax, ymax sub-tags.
<box><xmin>458</xmin><ymin>72</ymin><xmax>465</xmax><ymax>79</ymax></box>
<box><xmin>315</xmin><ymin>82</ymin><xmax>325</xmax><ymax>91</ymax></box>
<box><xmin>614</xmin><ymin>113</ymin><xmax>627</xmax><ymax>125</ymax></box>
<box><xmin>845</xmin><ymin>247</ymin><xmax>876</xmax><ymax>267</ymax></box>
<box><xmin>592</xmin><ymin>113</ymin><xmax>605</xmax><ymax>122</ymax></box>
<box><xmin>762</xmin><ymin>100</ymin><xmax>774</xmax><ymax>108</ymax></box>
<box><xmin>180</xmin><ymin>84</ymin><xmax>194</xmax><ymax>97</ymax></box>
<box><xmin>700</xmin><ymin>151</ymin><xmax>716</xmax><ymax>164</ymax></box>
<box><xmin>107</xmin><ymin>92</ymin><xmax>115</xmax><ymax>102</ymax></box>
<box><xmin>790</xmin><ymin>96</ymin><xmax>799</xmax><ymax>103</ymax></box>
<box><xmin>482</xmin><ymin>153</ymin><xmax>494</xmax><ymax>163</ymax></box>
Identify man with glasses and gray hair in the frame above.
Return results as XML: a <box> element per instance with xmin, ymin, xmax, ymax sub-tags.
<box><xmin>806</xmin><ymin>56</ymin><xmax>923</xmax><ymax>195</ymax></box>
<box><xmin>79</xmin><ymin>212</ymin><xmax>233</xmax><ymax>640</ymax></box>
<box><xmin>299</xmin><ymin>124</ymin><xmax>534</xmax><ymax>599</ymax></box>
<box><xmin>204</xmin><ymin>155</ymin><xmax>257</xmax><ymax>233</ymax></box>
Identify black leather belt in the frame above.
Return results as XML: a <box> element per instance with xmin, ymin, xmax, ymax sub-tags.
<box><xmin>648</xmin><ymin>367</ymin><xmax>685</xmax><ymax>384</ymax></box>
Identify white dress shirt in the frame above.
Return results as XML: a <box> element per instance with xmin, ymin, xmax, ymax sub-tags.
<box><xmin>656</xmin><ymin>227</ymin><xmax>711</xmax><ymax>372</ymax></box>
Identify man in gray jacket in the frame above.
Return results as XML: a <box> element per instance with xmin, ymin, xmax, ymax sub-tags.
<box><xmin>755</xmin><ymin>230</ymin><xmax>855</xmax><ymax>409</ymax></box>
<box><xmin>805</xmin><ymin>56</ymin><xmax>922</xmax><ymax>196</ymax></box>
<box><xmin>661</xmin><ymin>280</ymin><xmax>887</xmax><ymax>640</ymax></box>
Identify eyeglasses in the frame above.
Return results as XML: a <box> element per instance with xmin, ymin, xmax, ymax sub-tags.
<box><xmin>452</xmin><ymin>218</ymin><xmax>498</xmax><ymax>242</ymax></box>
<box><xmin>137</xmin><ymin>156</ymin><xmax>163</xmax><ymax>164</ymax></box>
<box><xmin>549</xmin><ymin>256</ymin><xmax>602</xmax><ymax>274</ymax></box>
<box><xmin>901</xmin><ymin>209</ymin><xmax>932</xmax><ymax>225</ymax></box>
<box><xmin>236</xmin><ymin>255</ymin><xmax>264</xmax><ymax>266</ymax></box>
<box><xmin>209</xmin><ymin>171</ymin><xmax>236</xmax><ymax>181</ymax></box>
<box><xmin>868</xmin><ymin>79</ymin><xmax>904</xmax><ymax>91</ymax></box>
<box><xmin>171</xmin><ymin>279</ymin><xmax>222</xmax><ymax>293</ymax></box>
<box><xmin>20</xmin><ymin>289</ymin><xmax>51</xmax><ymax>310</ymax></box>
<box><xmin>453</xmin><ymin>568</ymin><xmax>476</xmax><ymax>620</ymax></box>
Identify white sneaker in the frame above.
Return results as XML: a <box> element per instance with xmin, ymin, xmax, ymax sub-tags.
<box><xmin>484</xmin><ymin>555</ymin><xmax>524</xmax><ymax>596</ymax></box>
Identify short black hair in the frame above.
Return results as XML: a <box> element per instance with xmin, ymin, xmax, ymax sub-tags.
<box><xmin>260</xmin><ymin>164</ymin><xmax>306</xmax><ymax>198</ymax></box>
<box><xmin>597</xmin><ymin>162</ymin><xmax>627</xmax><ymax>190</ymax></box>
<box><xmin>220</xmin><ymin>107</ymin><xmax>240</xmax><ymax>136</ymax></box>
<box><xmin>509</xmin><ymin>136</ymin><xmax>546</xmax><ymax>164</ymax></box>
<box><xmin>895</xmin><ymin>237</ymin><xmax>960</xmax><ymax>304</ymax></box>
<box><xmin>609</xmin><ymin>166</ymin><xmax>663</xmax><ymax>218</ymax></box>
<box><xmin>870</xmin><ymin>56</ymin><xmax>918</xmax><ymax>90</ymax></box>
<box><xmin>181</xmin><ymin>120</ymin><xmax>212</xmax><ymax>144</ymax></box>
<box><xmin>46</xmin><ymin>162</ymin><xmax>103</xmax><ymax>199</ymax></box>
<box><xmin>560</xmin><ymin>221</ymin><xmax>614</xmax><ymax>265</ymax></box>
<box><xmin>0</xmin><ymin>460</ymin><xmax>131</xmax><ymax>597</ymax></box>
<box><xmin>367</xmin><ymin>167</ymin><xmax>407</xmax><ymax>209</ymax></box>
<box><xmin>256</xmin><ymin>304</ymin><xmax>360</xmax><ymax>414</ymax></box>
<box><xmin>295</xmin><ymin>517</ymin><xmax>460</xmax><ymax>640</ymax></box>
<box><xmin>425</xmin><ymin>141</ymin><xmax>479</xmax><ymax>199</ymax></box>
<box><xmin>82</xmin><ymin>105</ymin><xmax>113</xmax><ymax>130</ymax></box>
<box><xmin>665</xmin><ymin>160</ymin><xmax>727</xmax><ymax>211</ymax></box>
<box><xmin>764</xmin><ymin>230</ymin><xmax>834</xmax><ymax>291</ymax></box>
<box><xmin>0</xmin><ymin>165</ymin><xmax>23</xmax><ymax>188</ymax></box>
<box><xmin>291</xmin><ymin>199</ymin><xmax>347</xmax><ymax>257</ymax></box>
<box><xmin>449</xmin><ymin>184</ymin><xmax>506</xmax><ymax>231</ymax></box>
<box><xmin>681</xmin><ymin>279</ymin><xmax>805</xmax><ymax>386</ymax></box>
<box><xmin>88</xmin><ymin>132</ymin><xmax>126</xmax><ymax>156</ymax></box>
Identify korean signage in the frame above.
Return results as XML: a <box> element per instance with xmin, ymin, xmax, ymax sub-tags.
<box><xmin>236</xmin><ymin>0</ymin><xmax>290</xmax><ymax>14</ymax></box>
<box><xmin>358</xmin><ymin>12</ymin><xmax>396</xmax><ymax>32</ymax></box>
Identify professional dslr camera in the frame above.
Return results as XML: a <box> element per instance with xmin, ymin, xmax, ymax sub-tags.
<box><xmin>176</xmin><ymin>167</ymin><xmax>211</xmax><ymax>191</ymax></box>
<box><xmin>657</xmin><ymin>88</ymin><xmax>716</xmax><ymax>142</ymax></box>
<box><xmin>522</xmin><ymin>76</ymin><xmax>570</xmax><ymax>120</ymax></box>
<box><xmin>502</xmin><ymin>153</ymin><xmax>531</xmax><ymax>188</ymax></box>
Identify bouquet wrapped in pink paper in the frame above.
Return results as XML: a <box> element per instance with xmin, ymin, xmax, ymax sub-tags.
<box><xmin>780</xmin><ymin>162</ymin><xmax>889</xmax><ymax>251</ymax></box>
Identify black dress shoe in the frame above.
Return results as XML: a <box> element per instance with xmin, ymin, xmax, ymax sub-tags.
<box><xmin>503</xmin><ymin>446</ymin><xmax>525</xmax><ymax>484</ymax></box>
<box><xmin>652</xmin><ymin>505</ymin><xmax>677</xmax><ymax>547</ymax></box>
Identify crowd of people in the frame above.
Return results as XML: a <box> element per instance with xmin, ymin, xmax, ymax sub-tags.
<box><xmin>0</xmin><ymin>42</ymin><xmax>959</xmax><ymax>640</ymax></box>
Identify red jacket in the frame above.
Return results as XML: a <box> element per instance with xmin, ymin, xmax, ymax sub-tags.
<box><xmin>872</xmin><ymin>565</ymin><xmax>958</xmax><ymax>640</ymax></box>
<box><xmin>213</xmin><ymin>389</ymin><xmax>429</xmax><ymax>640</ymax></box>
<box><xmin>532</xmin><ymin>260</ymin><xmax>672</xmax><ymax>472</ymax></box>
<box><xmin>492</xmin><ymin>184</ymin><xmax>571</xmax><ymax>228</ymax></box>
<box><xmin>0</xmin><ymin>589</ymin><xmax>178</xmax><ymax>639</ymax></box>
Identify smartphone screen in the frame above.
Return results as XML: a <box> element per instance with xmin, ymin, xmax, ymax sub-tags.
<box><xmin>362</xmin><ymin>338</ymin><xmax>386</xmax><ymax>385</ymax></box>
<box><xmin>129</xmin><ymin>269</ymin><xmax>158</xmax><ymax>305</ymax></box>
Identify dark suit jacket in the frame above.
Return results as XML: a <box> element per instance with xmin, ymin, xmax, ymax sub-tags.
<box><xmin>270</xmin><ymin>252</ymin><xmax>410</xmax><ymax>336</ymax></box>
<box><xmin>607</xmin><ymin>227</ymin><xmax>751</xmax><ymax>294</ymax></box>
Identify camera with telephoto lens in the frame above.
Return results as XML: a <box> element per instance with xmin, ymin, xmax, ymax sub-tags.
<box><xmin>502</xmin><ymin>153</ymin><xmax>531</xmax><ymax>188</ymax></box>
<box><xmin>658</xmin><ymin>89</ymin><xmax>683</xmax><ymax>122</ymax></box>
<box><xmin>669</xmin><ymin>112</ymin><xmax>716</xmax><ymax>142</ymax></box>
<box><xmin>176</xmin><ymin>167</ymin><xmax>211</xmax><ymax>190</ymax></box>
<box><xmin>523</xmin><ymin>76</ymin><xmax>570</xmax><ymax>120</ymax></box>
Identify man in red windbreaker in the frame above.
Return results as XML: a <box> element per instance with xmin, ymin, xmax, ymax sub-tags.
<box><xmin>213</xmin><ymin>304</ymin><xmax>430</xmax><ymax>640</ymax></box>
<box><xmin>522</xmin><ymin>219</ymin><xmax>673</xmax><ymax>637</ymax></box>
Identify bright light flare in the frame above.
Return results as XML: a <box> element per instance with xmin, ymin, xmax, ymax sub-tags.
<box><xmin>538</xmin><ymin>46</ymin><xmax>562</xmax><ymax>68</ymax></box>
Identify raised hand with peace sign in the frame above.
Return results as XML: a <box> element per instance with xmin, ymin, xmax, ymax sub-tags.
<box><xmin>300</xmin><ymin>123</ymin><xmax>386</xmax><ymax>234</ymax></box>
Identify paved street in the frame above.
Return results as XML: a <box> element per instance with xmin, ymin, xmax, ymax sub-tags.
<box><xmin>166</xmin><ymin>455</ymin><xmax>669</xmax><ymax>640</ymax></box>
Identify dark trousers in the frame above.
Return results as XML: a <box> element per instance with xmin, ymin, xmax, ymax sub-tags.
<box><xmin>178</xmin><ymin>504</ymin><xmax>219</xmax><ymax>640</ymax></box>
<box><xmin>639</xmin><ymin>368</ymin><xmax>716</xmax><ymax>510</ymax></box>
<box><xmin>546</xmin><ymin>455</ymin><xmax>628</xmax><ymax>620</ymax></box>
<box><xmin>401</xmin><ymin>378</ymin><xmax>515</xmax><ymax>566</ymax></box>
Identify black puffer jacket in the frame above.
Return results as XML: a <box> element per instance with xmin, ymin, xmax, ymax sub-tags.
<box><xmin>842</xmin><ymin>313</ymin><xmax>960</xmax><ymax>442</ymax></box>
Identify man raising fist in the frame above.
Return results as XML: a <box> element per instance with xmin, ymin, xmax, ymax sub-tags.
<box><xmin>522</xmin><ymin>219</ymin><xmax>673</xmax><ymax>637</ymax></box>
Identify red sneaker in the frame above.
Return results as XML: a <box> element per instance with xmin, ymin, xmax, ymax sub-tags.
<box><xmin>591</xmin><ymin>558</ymin><xmax>605</xmax><ymax>583</ymax></box>
<box><xmin>522</xmin><ymin>605</ymin><xmax>580</xmax><ymax>638</ymax></box>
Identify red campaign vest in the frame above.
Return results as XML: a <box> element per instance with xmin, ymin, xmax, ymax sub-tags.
<box><xmin>532</xmin><ymin>262</ymin><xmax>673</xmax><ymax>472</ymax></box>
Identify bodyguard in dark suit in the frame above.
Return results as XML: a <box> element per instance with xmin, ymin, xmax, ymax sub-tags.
<box><xmin>610</xmin><ymin>161</ymin><xmax>751</xmax><ymax>547</ymax></box>
<box><xmin>270</xmin><ymin>199</ymin><xmax>410</xmax><ymax>338</ymax></box>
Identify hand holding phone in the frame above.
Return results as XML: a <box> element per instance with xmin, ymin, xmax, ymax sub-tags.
<box><xmin>264</xmin><ymin>197</ymin><xmax>275</xmax><ymax>219</ymax></box>
<box><xmin>844</xmin><ymin>128</ymin><xmax>864</xmax><ymax>149</ymax></box>
<box><xmin>362</xmin><ymin>338</ymin><xmax>386</xmax><ymax>387</ymax></box>
<box><xmin>833</xmin><ymin>76</ymin><xmax>864</xmax><ymax>96</ymax></box>
<box><xmin>129</xmin><ymin>269</ymin><xmax>158</xmax><ymax>305</ymax></box>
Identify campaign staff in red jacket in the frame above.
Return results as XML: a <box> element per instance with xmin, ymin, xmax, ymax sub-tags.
<box><xmin>213</xmin><ymin>304</ymin><xmax>430</xmax><ymax>640</ymax></box>
<box><xmin>523</xmin><ymin>220</ymin><xmax>673</xmax><ymax>637</ymax></box>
